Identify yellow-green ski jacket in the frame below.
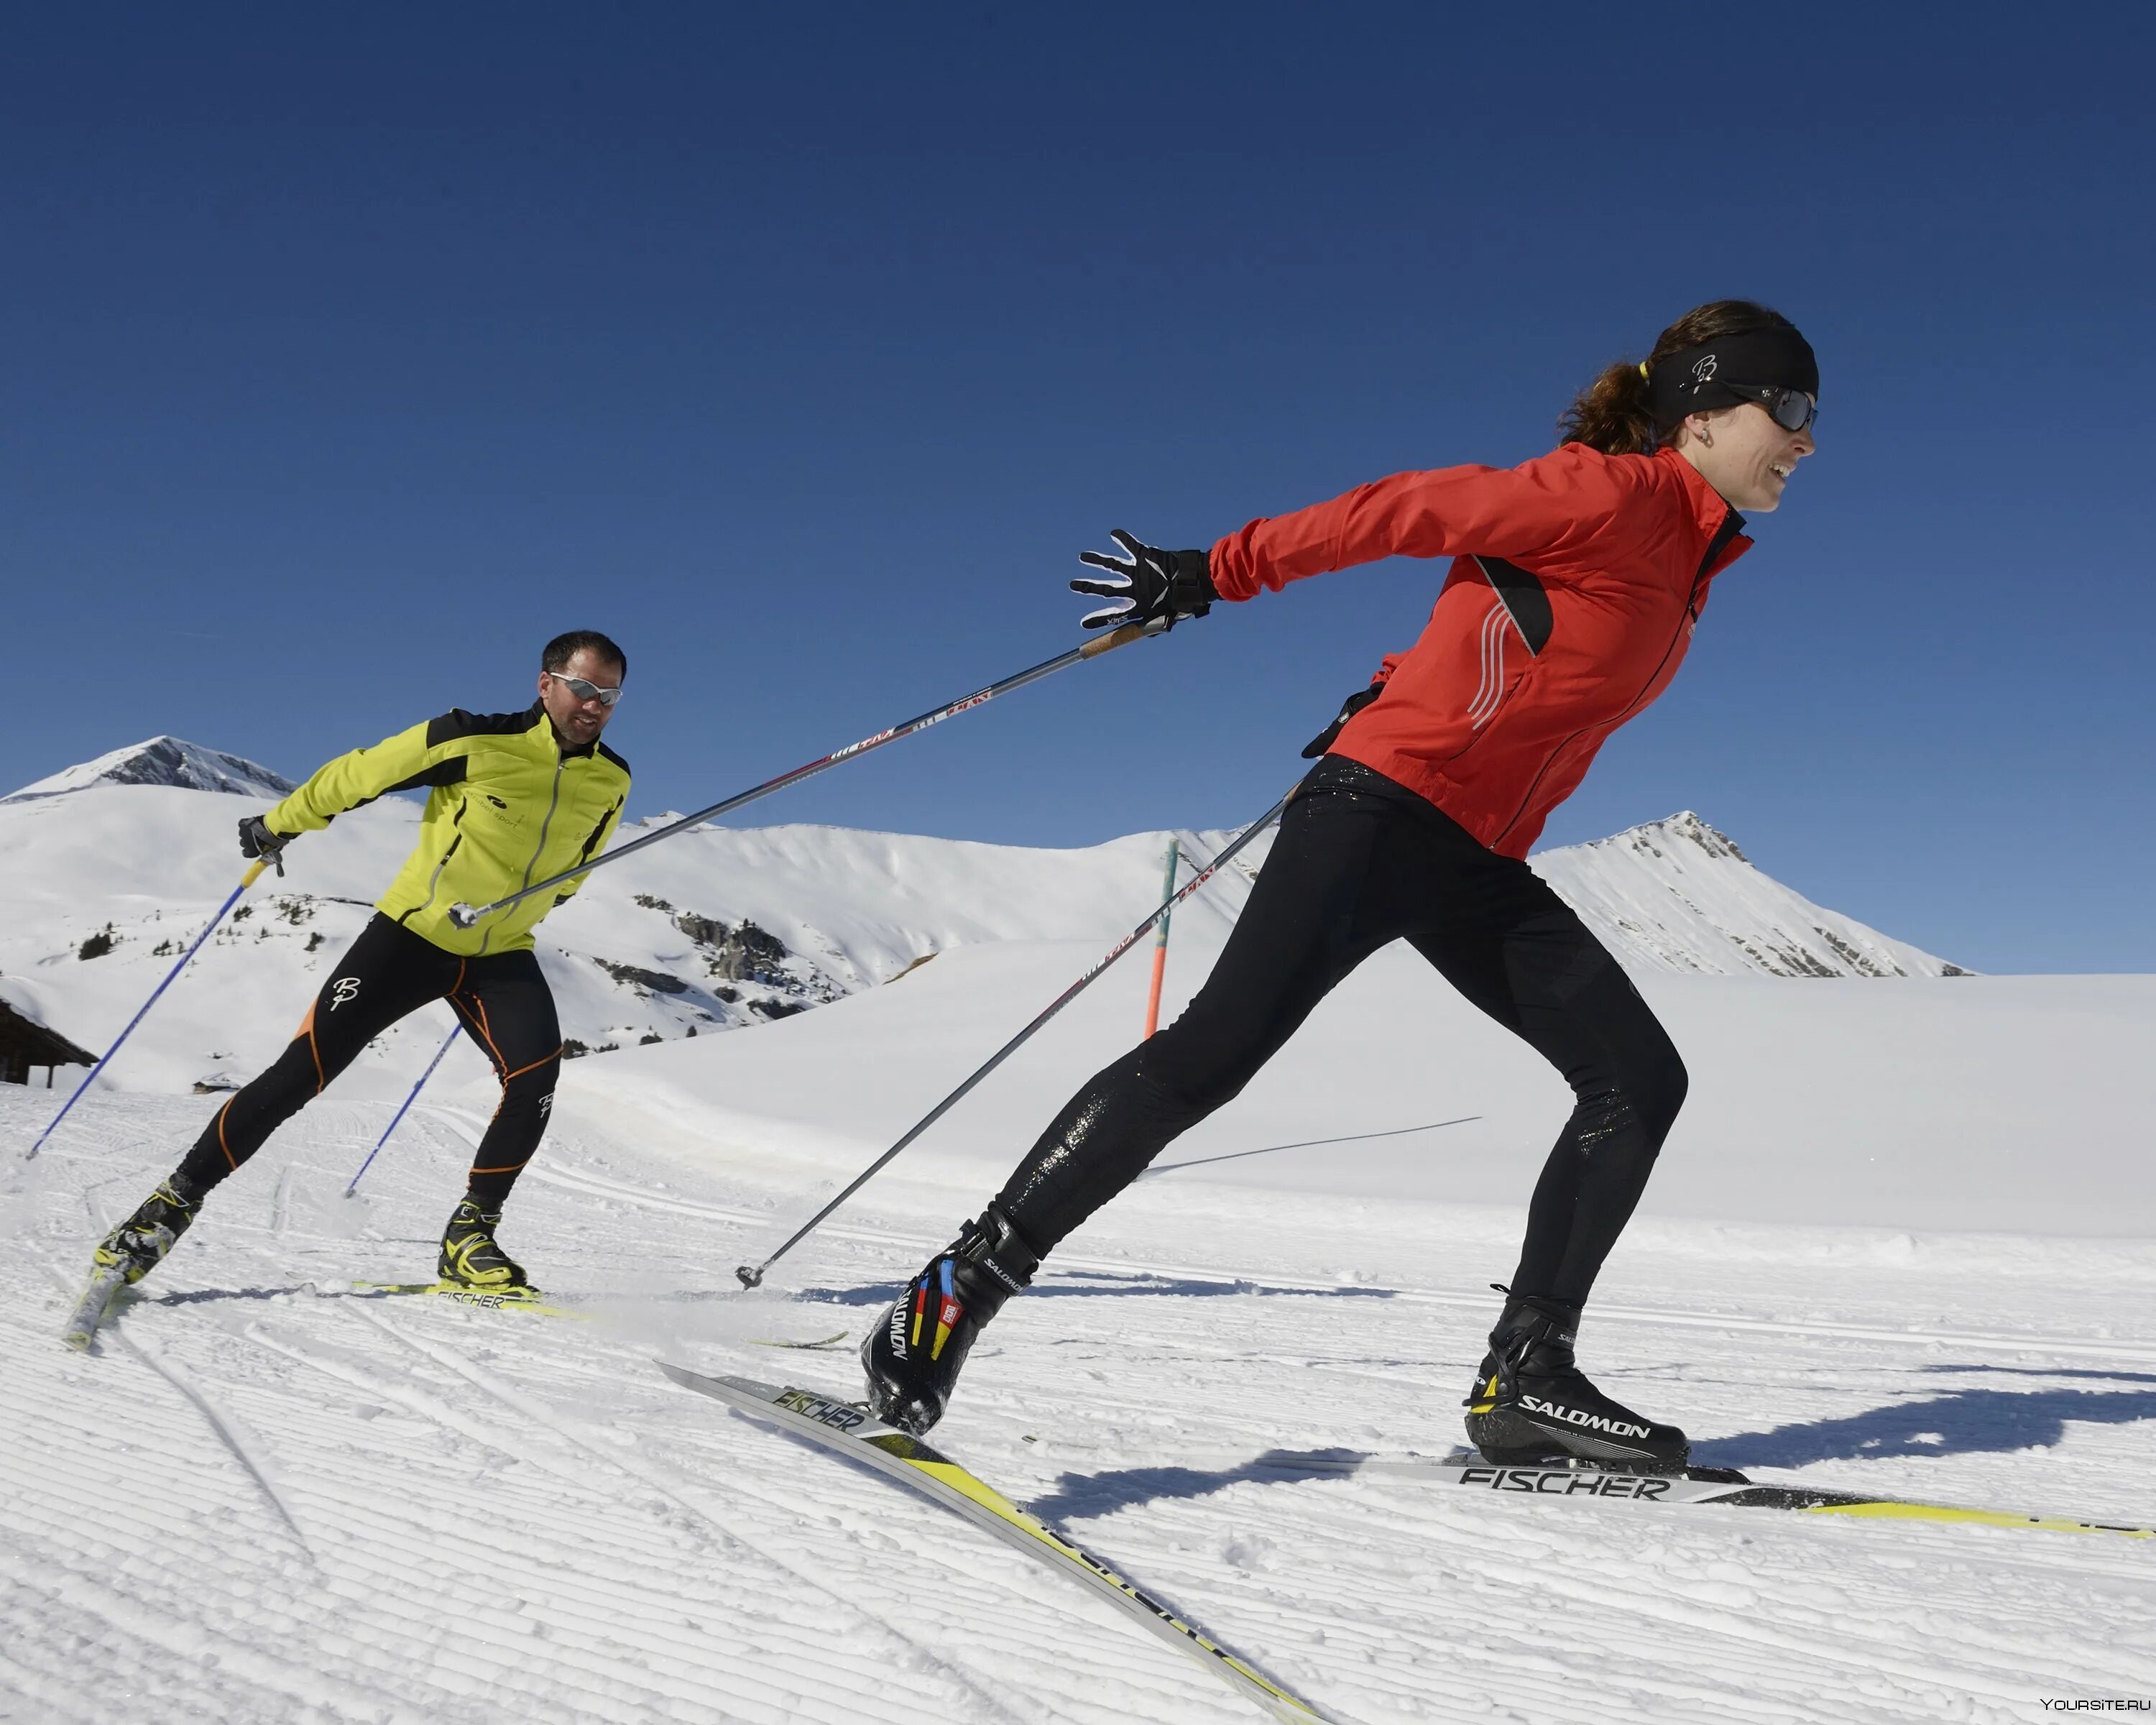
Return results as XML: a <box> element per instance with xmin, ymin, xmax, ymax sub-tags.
<box><xmin>267</xmin><ymin>704</ymin><xmax>630</xmax><ymax>955</ymax></box>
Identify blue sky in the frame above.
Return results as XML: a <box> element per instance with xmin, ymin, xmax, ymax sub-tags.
<box><xmin>6</xmin><ymin>4</ymin><xmax>2152</xmax><ymax>972</ymax></box>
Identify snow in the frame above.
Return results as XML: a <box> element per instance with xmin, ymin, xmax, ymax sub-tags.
<box><xmin>4</xmin><ymin>744</ymin><xmax>2152</xmax><ymax>1723</ymax></box>
<box><xmin>0</xmin><ymin>748</ymin><xmax>1962</xmax><ymax>1104</ymax></box>
<box><xmin>1534</xmin><ymin>810</ymin><xmax>1968</xmax><ymax>978</ymax></box>
<box><xmin>3</xmin><ymin>737</ymin><xmax>298</xmax><ymax>804</ymax></box>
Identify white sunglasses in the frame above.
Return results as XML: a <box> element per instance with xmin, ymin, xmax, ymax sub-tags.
<box><xmin>545</xmin><ymin>671</ymin><xmax>625</xmax><ymax>707</ymax></box>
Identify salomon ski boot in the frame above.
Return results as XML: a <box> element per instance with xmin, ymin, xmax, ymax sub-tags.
<box><xmin>862</xmin><ymin>1204</ymin><xmax>1041</xmax><ymax>1435</ymax></box>
<box><xmin>439</xmin><ymin>1198</ymin><xmax>534</xmax><ymax>1292</ymax></box>
<box><xmin>92</xmin><ymin>1175</ymin><xmax>203</xmax><ymax>1286</ymax></box>
<box><xmin>1463</xmin><ymin>1292</ymin><xmax>1689</xmax><ymax>1468</ymax></box>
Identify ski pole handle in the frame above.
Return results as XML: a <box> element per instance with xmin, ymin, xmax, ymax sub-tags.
<box><xmin>446</xmin><ymin>620</ymin><xmax>1169</xmax><ymax>932</ymax></box>
<box><xmin>24</xmin><ymin>863</ymin><xmax>267</xmax><ymax>1160</ymax></box>
<box><xmin>734</xmin><ymin>788</ymin><xmax>1289</xmax><ymax>1289</ymax></box>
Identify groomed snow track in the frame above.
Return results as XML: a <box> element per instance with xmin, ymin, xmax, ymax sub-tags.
<box><xmin>6</xmin><ymin>1086</ymin><xmax>2154</xmax><ymax>1724</ymax></box>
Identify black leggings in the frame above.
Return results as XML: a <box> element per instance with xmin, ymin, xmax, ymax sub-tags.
<box><xmin>995</xmin><ymin>758</ymin><xmax>1687</xmax><ymax>1307</ymax></box>
<box><xmin>177</xmin><ymin>914</ymin><xmax>563</xmax><ymax>1211</ymax></box>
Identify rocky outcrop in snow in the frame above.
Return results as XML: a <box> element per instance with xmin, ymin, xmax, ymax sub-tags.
<box><xmin>4</xmin><ymin>737</ymin><xmax>297</xmax><ymax>804</ymax></box>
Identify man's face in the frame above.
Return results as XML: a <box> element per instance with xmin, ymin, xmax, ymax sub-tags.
<box><xmin>537</xmin><ymin>647</ymin><xmax>625</xmax><ymax>750</ymax></box>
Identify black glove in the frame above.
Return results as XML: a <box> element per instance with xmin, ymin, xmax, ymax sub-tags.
<box><xmin>1301</xmin><ymin>681</ymin><xmax>1385</xmax><ymax>758</ymax></box>
<box><xmin>238</xmin><ymin>814</ymin><xmax>291</xmax><ymax>876</ymax></box>
<box><xmin>1070</xmin><ymin>529</ymin><xmax>1218</xmax><ymax>631</ymax></box>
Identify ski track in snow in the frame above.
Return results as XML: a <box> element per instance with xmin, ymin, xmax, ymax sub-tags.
<box><xmin>6</xmin><ymin>1086</ymin><xmax>2154</xmax><ymax>1724</ymax></box>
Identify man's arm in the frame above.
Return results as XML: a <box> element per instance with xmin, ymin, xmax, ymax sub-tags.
<box><xmin>264</xmin><ymin>714</ymin><xmax>485</xmax><ymax>835</ymax></box>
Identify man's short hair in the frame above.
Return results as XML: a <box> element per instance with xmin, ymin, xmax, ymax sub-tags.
<box><xmin>541</xmin><ymin>630</ymin><xmax>627</xmax><ymax>678</ymax></box>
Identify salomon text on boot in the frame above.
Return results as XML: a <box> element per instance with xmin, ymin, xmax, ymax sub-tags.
<box><xmin>439</xmin><ymin>1197</ymin><xmax>534</xmax><ymax>1292</ymax></box>
<box><xmin>92</xmin><ymin>1174</ymin><xmax>203</xmax><ymax>1286</ymax></box>
<box><xmin>862</xmin><ymin>1204</ymin><xmax>1041</xmax><ymax>1435</ymax></box>
<box><xmin>1463</xmin><ymin>1292</ymin><xmax>1689</xmax><ymax>1468</ymax></box>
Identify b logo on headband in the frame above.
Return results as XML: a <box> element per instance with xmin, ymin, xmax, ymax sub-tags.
<box><xmin>1644</xmin><ymin>325</ymin><xmax>1818</xmax><ymax>429</ymax></box>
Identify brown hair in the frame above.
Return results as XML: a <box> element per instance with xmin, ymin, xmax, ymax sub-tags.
<box><xmin>1558</xmin><ymin>300</ymin><xmax>1800</xmax><ymax>455</ymax></box>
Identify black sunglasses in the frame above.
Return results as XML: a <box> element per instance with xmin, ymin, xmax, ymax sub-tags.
<box><xmin>1723</xmin><ymin>382</ymin><xmax>1817</xmax><ymax>434</ymax></box>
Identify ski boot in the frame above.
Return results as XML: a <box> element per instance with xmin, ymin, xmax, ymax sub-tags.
<box><xmin>438</xmin><ymin>1197</ymin><xmax>535</xmax><ymax>1292</ymax></box>
<box><xmin>862</xmin><ymin>1204</ymin><xmax>1041</xmax><ymax>1435</ymax></box>
<box><xmin>1463</xmin><ymin>1290</ymin><xmax>1689</xmax><ymax>1469</ymax></box>
<box><xmin>92</xmin><ymin>1174</ymin><xmax>203</xmax><ymax>1285</ymax></box>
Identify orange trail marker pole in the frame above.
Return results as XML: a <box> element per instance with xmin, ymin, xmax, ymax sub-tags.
<box><xmin>1143</xmin><ymin>839</ymin><xmax>1180</xmax><ymax>1039</ymax></box>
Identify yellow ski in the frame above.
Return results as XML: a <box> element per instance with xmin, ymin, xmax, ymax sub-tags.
<box><xmin>658</xmin><ymin>1365</ymin><xmax>1350</xmax><ymax>1725</ymax></box>
<box><xmin>1253</xmin><ymin>1452</ymin><xmax>2155</xmax><ymax>1539</ymax></box>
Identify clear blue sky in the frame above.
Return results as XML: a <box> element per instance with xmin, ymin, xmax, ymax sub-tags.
<box><xmin>6</xmin><ymin>4</ymin><xmax>2151</xmax><ymax>972</ymax></box>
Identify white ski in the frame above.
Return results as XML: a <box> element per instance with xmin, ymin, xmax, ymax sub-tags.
<box><xmin>658</xmin><ymin>1364</ymin><xmax>1352</xmax><ymax>1725</ymax></box>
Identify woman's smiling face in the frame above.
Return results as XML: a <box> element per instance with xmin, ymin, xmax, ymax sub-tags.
<box><xmin>1675</xmin><ymin>400</ymin><xmax>1817</xmax><ymax>512</ymax></box>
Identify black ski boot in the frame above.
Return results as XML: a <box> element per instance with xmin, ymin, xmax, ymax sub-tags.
<box><xmin>862</xmin><ymin>1204</ymin><xmax>1041</xmax><ymax>1435</ymax></box>
<box><xmin>439</xmin><ymin>1197</ymin><xmax>534</xmax><ymax>1292</ymax></box>
<box><xmin>92</xmin><ymin>1174</ymin><xmax>203</xmax><ymax>1285</ymax></box>
<box><xmin>1463</xmin><ymin>1291</ymin><xmax>1689</xmax><ymax>1468</ymax></box>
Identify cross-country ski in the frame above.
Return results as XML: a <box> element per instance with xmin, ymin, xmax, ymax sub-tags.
<box><xmin>8</xmin><ymin>19</ymin><xmax>2153</xmax><ymax>1721</ymax></box>
<box><xmin>1245</xmin><ymin>1451</ymin><xmax>2156</xmax><ymax>1539</ymax></box>
<box><xmin>659</xmin><ymin>1365</ymin><xmax>1349</xmax><ymax>1724</ymax></box>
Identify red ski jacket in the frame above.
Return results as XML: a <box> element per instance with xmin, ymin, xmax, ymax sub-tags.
<box><xmin>1210</xmin><ymin>443</ymin><xmax>1751</xmax><ymax>858</ymax></box>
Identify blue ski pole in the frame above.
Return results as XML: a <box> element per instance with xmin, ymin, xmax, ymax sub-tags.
<box><xmin>24</xmin><ymin>859</ymin><xmax>273</xmax><ymax>1161</ymax></box>
<box><xmin>344</xmin><ymin>1023</ymin><xmax>463</xmax><ymax>1196</ymax></box>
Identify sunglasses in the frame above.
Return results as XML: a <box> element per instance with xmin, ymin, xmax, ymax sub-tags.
<box><xmin>545</xmin><ymin>671</ymin><xmax>625</xmax><ymax>707</ymax></box>
<box><xmin>1723</xmin><ymin>382</ymin><xmax>1818</xmax><ymax>435</ymax></box>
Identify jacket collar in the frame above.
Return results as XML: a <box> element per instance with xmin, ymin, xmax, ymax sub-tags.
<box><xmin>1656</xmin><ymin>446</ymin><xmax>1752</xmax><ymax>576</ymax></box>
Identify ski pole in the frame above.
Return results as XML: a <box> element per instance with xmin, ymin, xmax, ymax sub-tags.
<box><xmin>1142</xmin><ymin>838</ymin><xmax>1180</xmax><ymax>1039</ymax></box>
<box><xmin>24</xmin><ymin>859</ymin><xmax>274</xmax><ymax>1161</ymax></box>
<box><xmin>447</xmin><ymin>619</ymin><xmax>1171</xmax><ymax>932</ymax></box>
<box><xmin>735</xmin><ymin>788</ymin><xmax>1290</xmax><ymax>1289</ymax></box>
<box><xmin>344</xmin><ymin>1023</ymin><xmax>463</xmax><ymax>1196</ymax></box>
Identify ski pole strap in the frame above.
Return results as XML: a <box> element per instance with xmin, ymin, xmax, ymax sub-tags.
<box><xmin>345</xmin><ymin>1023</ymin><xmax>464</xmax><ymax>1195</ymax></box>
<box><xmin>735</xmin><ymin>787</ymin><xmax>1290</xmax><ymax>1289</ymax></box>
<box><xmin>24</xmin><ymin>865</ymin><xmax>267</xmax><ymax>1161</ymax></box>
<box><xmin>446</xmin><ymin>620</ymin><xmax>1169</xmax><ymax>932</ymax></box>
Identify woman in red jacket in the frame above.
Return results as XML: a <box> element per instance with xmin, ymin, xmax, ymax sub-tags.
<box><xmin>865</xmin><ymin>300</ymin><xmax>1819</xmax><ymax>1468</ymax></box>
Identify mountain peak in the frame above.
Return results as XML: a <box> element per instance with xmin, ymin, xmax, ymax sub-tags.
<box><xmin>3</xmin><ymin>737</ymin><xmax>297</xmax><ymax>804</ymax></box>
<box><xmin>1534</xmin><ymin>811</ymin><xmax>1971</xmax><ymax>979</ymax></box>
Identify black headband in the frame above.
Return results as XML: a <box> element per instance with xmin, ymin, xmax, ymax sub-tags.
<box><xmin>1644</xmin><ymin>326</ymin><xmax>1819</xmax><ymax>428</ymax></box>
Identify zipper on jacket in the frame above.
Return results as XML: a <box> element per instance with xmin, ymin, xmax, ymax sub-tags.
<box><xmin>487</xmin><ymin>758</ymin><xmax>565</xmax><ymax>955</ymax></box>
<box><xmin>1491</xmin><ymin>510</ymin><xmax>1745</xmax><ymax>850</ymax></box>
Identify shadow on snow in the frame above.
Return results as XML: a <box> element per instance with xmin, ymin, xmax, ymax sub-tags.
<box><xmin>1703</xmin><ymin>1386</ymin><xmax>2156</xmax><ymax>1469</ymax></box>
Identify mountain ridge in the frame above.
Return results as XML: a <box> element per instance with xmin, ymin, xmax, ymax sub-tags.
<box><xmin>3</xmin><ymin>737</ymin><xmax>297</xmax><ymax>804</ymax></box>
<box><xmin>0</xmin><ymin>740</ymin><xmax>1964</xmax><ymax>1098</ymax></box>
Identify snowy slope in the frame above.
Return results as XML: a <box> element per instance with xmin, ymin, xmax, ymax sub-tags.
<box><xmin>1534</xmin><ymin>811</ymin><xmax>1968</xmax><ymax>978</ymax></box>
<box><xmin>4</xmin><ymin>748</ymin><xmax>2150</xmax><ymax>1724</ymax></box>
<box><xmin>0</xmin><ymin>780</ymin><xmax>1270</xmax><ymax>1099</ymax></box>
<box><xmin>5</xmin><ymin>1080</ymin><xmax>2152</xmax><ymax>1725</ymax></box>
<box><xmin>0</xmin><ymin>740</ymin><xmax>1961</xmax><ymax>1106</ymax></box>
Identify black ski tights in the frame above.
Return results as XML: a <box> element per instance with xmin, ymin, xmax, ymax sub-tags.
<box><xmin>176</xmin><ymin>914</ymin><xmax>562</xmax><ymax>1211</ymax></box>
<box><xmin>994</xmin><ymin>758</ymin><xmax>1687</xmax><ymax>1307</ymax></box>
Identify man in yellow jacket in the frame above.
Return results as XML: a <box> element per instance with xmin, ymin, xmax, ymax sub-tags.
<box><xmin>88</xmin><ymin>630</ymin><xmax>632</xmax><ymax>1295</ymax></box>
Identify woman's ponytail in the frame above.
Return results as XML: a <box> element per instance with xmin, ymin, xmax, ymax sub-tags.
<box><xmin>1560</xmin><ymin>300</ymin><xmax>1801</xmax><ymax>455</ymax></box>
<box><xmin>1557</xmin><ymin>359</ymin><xmax>1658</xmax><ymax>456</ymax></box>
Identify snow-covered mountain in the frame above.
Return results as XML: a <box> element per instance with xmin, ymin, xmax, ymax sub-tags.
<box><xmin>1534</xmin><ymin>811</ymin><xmax>1969</xmax><ymax>978</ymax></box>
<box><xmin>2</xmin><ymin>737</ymin><xmax>297</xmax><ymax>804</ymax></box>
<box><xmin>0</xmin><ymin>737</ymin><xmax>1961</xmax><ymax>1098</ymax></box>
